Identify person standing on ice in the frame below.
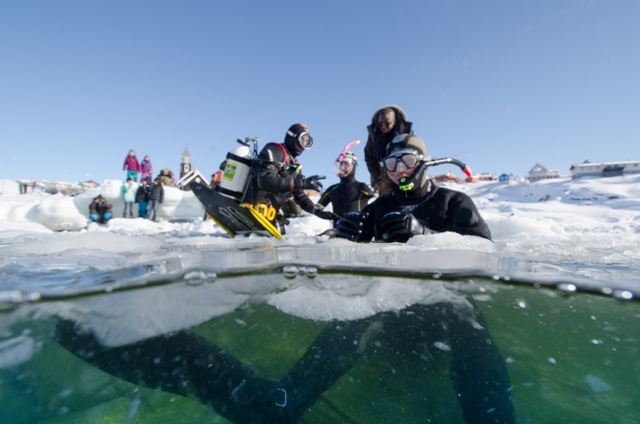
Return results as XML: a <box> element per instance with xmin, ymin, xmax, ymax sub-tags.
<box><xmin>317</xmin><ymin>151</ymin><xmax>374</xmax><ymax>218</ymax></box>
<box><xmin>140</xmin><ymin>155</ymin><xmax>153</xmax><ymax>185</ymax></box>
<box><xmin>364</xmin><ymin>105</ymin><xmax>414</xmax><ymax>195</ymax></box>
<box><xmin>135</xmin><ymin>179</ymin><xmax>150</xmax><ymax>218</ymax></box>
<box><xmin>123</xmin><ymin>150</ymin><xmax>141</xmax><ymax>182</ymax></box>
<box><xmin>88</xmin><ymin>195</ymin><xmax>112</xmax><ymax>224</ymax></box>
<box><xmin>147</xmin><ymin>179</ymin><xmax>164</xmax><ymax>221</ymax></box>
<box><xmin>246</xmin><ymin>123</ymin><xmax>339</xmax><ymax>233</ymax></box>
<box><xmin>121</xmin><ymin>178</ymin><xmax>136</xmax><ymax>218</ymax></box>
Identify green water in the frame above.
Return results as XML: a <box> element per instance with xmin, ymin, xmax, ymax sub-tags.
<box><xmin>1</xmin><ymin>281</ymin><xmax>638</xmax><ymax>423</ymax></box>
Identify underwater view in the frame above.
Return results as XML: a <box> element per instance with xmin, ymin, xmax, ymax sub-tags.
<box><xmin>1</xmin><ymin>231</ymin><xmax>639</xmax><ymax>424</ymax></box>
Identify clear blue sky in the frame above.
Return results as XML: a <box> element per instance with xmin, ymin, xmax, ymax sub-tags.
<box><xmin>1</xmin><ymin>0</ymin><xmax>639</xmax><ymax>187</ymax></box>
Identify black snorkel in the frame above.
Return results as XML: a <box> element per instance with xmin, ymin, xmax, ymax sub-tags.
<box><xmin>398</xmin><ymin>157</ymin><xmax>472</xmax><ymax>192</ymax></box>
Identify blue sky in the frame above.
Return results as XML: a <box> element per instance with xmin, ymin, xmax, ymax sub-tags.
<box><xmin>1</xmin><ymin>0</ymin><xmax>639</xmax><ymax>187</ymax></box>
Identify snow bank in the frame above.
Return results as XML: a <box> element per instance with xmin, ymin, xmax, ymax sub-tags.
<box><xmin>0</xmin><ymin>179</ymin><xmax>205</xmax><ymax>231</ymax></box>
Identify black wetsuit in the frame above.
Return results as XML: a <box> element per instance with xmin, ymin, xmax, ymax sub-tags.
<box><xmin>357</xmin><ymin>179</ymin><xmax>492</xmax><ymax>241</ymax></box>
<box><xmin>317</xmin><ymin>171</ymin><xmax>373</xmax><ymax>217</ymax></box>
<box><xmin>248</xmin><ymin>143</ymin><xmax>314</xmax><ymax>214</ymax></box>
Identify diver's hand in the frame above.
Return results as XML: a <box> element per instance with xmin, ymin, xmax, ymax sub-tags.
<box><xmin>312</xmin><ymin>204</ymin><xmax>340</xmax><ymax>221</ymax></box>
<box><xmin>305</xmin><ymin>175</ymin><xmax>324</xmax><ymax>191</ymax></box>
<box><xmin>380</xmin><ymin>212</ymin><xmax>427</xmax><ymax>242</ymax></box>
<box><xmin>334</xmin><ymin>212</ymin><xmax>368</xmax><ymax>241</ymax></box>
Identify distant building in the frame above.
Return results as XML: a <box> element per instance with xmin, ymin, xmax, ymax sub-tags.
<box><xmin>528</xmin><ymin>163</ymin><xmax>560</xmax><ymax>182</ymax></box>
<box><xmin>570</xmin><ymin>160</ymin><xmax>640</xmax><ymax>179</ymax></box>
<box><xmin>180</xmin><ymin>147</ymin><xmax>192</xmax><ymax>179</ymax></box>
<box><xmin>177</xmin><ymin>167</ymin><xmax>208</xmax><ymax>191</ymax></box>
<box><xmin>466</xmin><ymin>172</ymin><xmax>497</xmax><ymax>183</ymax></box>
<box><xmin>433</xmin><ymin>171</ymin><xmax>462</xmax><ymax>183</ymax></box>
<box><xmin>499</xmin><ymin>173</ymin><xmax>526</xmax><ymax>185</ymax></box>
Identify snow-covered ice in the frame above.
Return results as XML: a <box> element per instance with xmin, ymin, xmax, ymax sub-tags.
<box><xmin>1</xmin><ymin>175</ymin><xmax>639</xmax><ymax>346</ymax></box>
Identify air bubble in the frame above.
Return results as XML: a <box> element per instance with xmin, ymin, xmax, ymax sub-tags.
<box><xmin>602</xmin><ymin>287</ymin><xmax>613</xmax><ymax>295</ymax></box>
<box><xmin>613</xmin><ymin>290</ymin><xmax>633</xmax><ymax>300</ymax></box>
<box><xmin>547</xmin><ymin>357</ymin><xmax>556</xmax><ymax>365</ymax></box>
<box><xmin>304</xmin><ymin>267</ymin><xmax>318</xmax><ymax>278</ymax></box>
<box><xmin>558</xmin><ymin>284</ymin><xmax>577</xmax><ymax>293</ymax></box>
<box><xmin>283</xmin><ymin>265</ymin><xmax>298</xmax><ymax>279</ymax></box>
<box><xmin>591</xmin><ymin>339</ymin><xmax>603</xmax><ymax>345</ymax></box>
<box><xmin>184</xmin><ymin>271</ymin><xmax>217</xmax><ymax>285</ymax></box>
<box><xmin>517</xmin><ymin>301</ymin><xmax>527</xmax><ymax>309</ymax></box>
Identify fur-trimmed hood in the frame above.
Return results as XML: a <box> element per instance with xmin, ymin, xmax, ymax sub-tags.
<box><xmin>370</xmin><ymin>105</ymin><xmax>408</xmax><ymax>124</ymax></box>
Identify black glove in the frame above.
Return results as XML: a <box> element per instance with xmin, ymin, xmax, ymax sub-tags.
<box><xmin>305</xmin><ymin>175</ymin><xmax>324</xmax><ymax>191</ymax></box>
<box><xmin>312</xmin><ymin>205</ymin><xmax>340</xmax><ymax>221</ymax></box>
<box><xmin>380</xmin><ymin>212</ymin><xmax>427</xmax><ymax>243</ymax></box>
<box><xmin>334</xmin><ymin>212</ymin><xmax>368</xmax><ymax>241</ymax></box>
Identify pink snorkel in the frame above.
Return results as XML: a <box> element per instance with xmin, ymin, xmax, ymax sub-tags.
<box><xmin>337</xmin><ymin>140</ymin><xmax>360</xmax><ymax>163</ymax></box>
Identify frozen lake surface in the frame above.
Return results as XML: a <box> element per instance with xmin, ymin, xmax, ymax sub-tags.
<box><xmin>0</xmin><ymin>176</ymin><xmax>639</xmax><ymax>423</ymax></box>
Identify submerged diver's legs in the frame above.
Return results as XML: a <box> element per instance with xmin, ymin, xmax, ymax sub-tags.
<box><xmin>279</xmin><ymin>318</ymin><xmax>377</xmax><ymax>418</ymax></box>
<box><xmin>55</xmin><ymin>321</ymin><xmax>299</xmax><ymax>424</ymax></box>
<box><xmin>443</xmin><ymin>302</ymin><xmax>515</xmax><ymax>424</ymax></box>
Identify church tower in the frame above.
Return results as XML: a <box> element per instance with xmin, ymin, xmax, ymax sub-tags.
<box><xmin>180</xmin><ymin>147</ymin><xmax>191</xmax><ymax>178</ymax></box>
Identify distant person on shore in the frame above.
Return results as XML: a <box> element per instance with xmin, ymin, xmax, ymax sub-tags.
<box><xmin>123</xmin><ymin>150</ymin><xmax>141</xmax><ymax>182</ymax></box>
<box><xmin>156</xmin><ymin>168</ymin><xmax>173</xmax><ymax>186</ymax></box>
<box><xmin>364</xmin><ymin>105</ymin><xmax>413</xmax><ymax>195</ymax></box>
<box><xmin>135</xmin><ymin>179</ymin><xmax>150</xmax><ymax>218</ymax></box>
<box><xmin>122</xmin><ymin>178</ymin><xmax>136</xmax><ymax>218</ymax></box>
<box><xmin>140</xmin><ymin>155</ymin><xmax>153</xmax><ymax>185</ymax></box>
<box><xmin>88</xmin><ymin>195</ymin><xmax>113</xmax><ymax>224</ymax></box>
<box><xmin>148</xmin><ymin>179</ymin><xmax>164</xmax><ymax>221</ymax></box>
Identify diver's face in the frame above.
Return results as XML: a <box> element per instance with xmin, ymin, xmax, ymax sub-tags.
<box><xmin>387</xmin><ymin>161</ymin><xmax>418</xmax><ymax>185</ymax></box>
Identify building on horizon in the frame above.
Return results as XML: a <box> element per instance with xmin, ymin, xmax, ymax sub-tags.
<box><xmin>528</xmin><ymin>163</ymin><xmax>560</xmax><ymax>182</ymax></box>
<box><xmin>570</xmin><ymin>160</ymin><xmax>640</xmax><ymax>179</ymax></box>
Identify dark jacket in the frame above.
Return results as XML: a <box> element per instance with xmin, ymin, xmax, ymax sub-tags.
<box><xmin>364</xmin><ymin>106</ymin><xmax>413</xmax><ymax>188</ymax></box>
<box><xmin>135</xmin><ymin>185</ymin><xmax>150</xmax><ymax>203</ymax></box>
<box><xmin>156</xmin><ymin>170</ymin><xmax>173</xmax><ymax>187</ymax></box>
<box><xmin>355</xmin><ymin>181</ymin><xmax>491</xmax><ymax>242</ymax></box>
<box><xmin>247</xmin><ymin>143</ymin><xmax>314</xmax><ymax>213</ymax></box>
<box><xmin>89</xmin><ymin>199</ymin><xmax>113</xmax><ymax>216</ymax></box>
<box><xmin>318</xmin><ymin>172</ymin><xmax>373</xmax><ymax>217</ymax></box>
<box><xmin>149</xmin><ymin>182</ymin><xmax>164</xmax><ymax>203</ymax></box>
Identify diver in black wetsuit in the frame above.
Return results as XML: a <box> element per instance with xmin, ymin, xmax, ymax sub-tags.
<box><xmin>247</xmin><ymin>123</ymin><xmax>339</xmax><ymax>233</ymax></box>
<box><xmin>317</xmin><ymin>151</ymin><xmax>374</xmax><ymax>217</ymax></box>
<box><xmin>334</xmin><ymin>134</ymin><xmax>491</xmax><ymax>242</ymax></box>
<box><xmin>55</xmin><ymin>136</ymin><xmax>514</xmax><ymax>424</ymax></box>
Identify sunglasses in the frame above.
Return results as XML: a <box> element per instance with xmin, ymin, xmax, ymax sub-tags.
<box><xmin>382</xmin><ymin>151</ymin><xmax>423</xmax><ymax>172</ymax></box>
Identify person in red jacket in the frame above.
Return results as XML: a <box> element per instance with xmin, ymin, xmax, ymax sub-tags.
<box><xmin>123</xmin><ymin>150</ymin><xmax>141</xmax><ymax>182</ymax></box>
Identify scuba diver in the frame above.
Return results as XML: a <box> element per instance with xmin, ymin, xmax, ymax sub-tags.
<box><xmin>317</xmin><ymin>146</ymin><xmax>374</xmax><ymax>218</ymax></box>
<box><xmin>56</xmin><ymin>136</ymin><xmax>513</xmax><ymax>424</ymax></box>
<box><xmin>246</xmin><ymin>123</ymin><xmax>339</xmax><ymax>233</ymax></box>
